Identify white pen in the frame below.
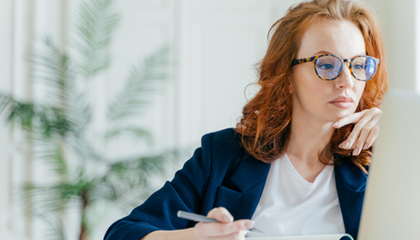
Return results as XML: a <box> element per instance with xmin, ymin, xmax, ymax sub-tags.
<box><xmin>177</xmin><ymin>210</ymin><xmax>265</xmax><ymax>234</ymax></box>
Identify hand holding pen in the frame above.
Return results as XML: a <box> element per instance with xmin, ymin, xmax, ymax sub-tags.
<box><xmin>177</xmin><ymin>207</ymin><xmax>264</xmax><ymax>240</ymax></box>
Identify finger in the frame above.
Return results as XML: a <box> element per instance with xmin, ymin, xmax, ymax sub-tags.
<box><xmin>334</xmin><ymin>107</ymin><xmax>381</xmax><ymax>128</ymax></box>
<box><xmin>353</xmin><ymin>114</ymin><xmax>381</xmax><ymax>155</ymax></box>
<box><xmin>348</xmin><ymin>139</ymin><xmax>358</xmax><ymax>149</ymax></box>
<box><xmin>207</xmin><ymin>207</ymin><xmax>233</xmax><ymax>223</ymax></box>
<box><xmin>349</xmin><ymin>112</ymin><xmax>381</xmax><ymax>153</ymax></box>
<box><xmin>363</xmin><ymin>125</ymin><xmax>379</xmax><ymax>149</ymax></box>
<box><xmin>333</xmin><ymin>110</ymin><xmax>367</xmax><ymax>128</ymax></box>
<box><xmin>356</xmin><ymin>114</ymin><xmax>381</xmax><ymax>155</ymax></box>
<box><xmin>339</xmin><ymin>109</ymin><xmax>381</xmax><ymax>149</ymax></box>
<box><xmin>353</xmin><ymin>132</ymin><xmax>366</xmax><ymax>156</ymax></box>
<box><xmin>195</xmin><ymin>220</ymin><xmax>254</xmax><ymax>238</ymax></box>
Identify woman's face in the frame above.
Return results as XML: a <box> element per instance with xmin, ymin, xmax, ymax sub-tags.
<box><xmin>290</xmin><ymin>19</ymin><xmax>366</xmax><ymax>124</ymax></box>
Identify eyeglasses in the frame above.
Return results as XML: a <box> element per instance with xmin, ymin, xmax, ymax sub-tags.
<box><xmin>291</xmin><ymin>54</ymin><xmax>380</xmax><ymax>81</ymax></box>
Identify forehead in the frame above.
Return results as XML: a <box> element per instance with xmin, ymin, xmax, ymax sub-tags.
<box><xmin>296</xmin><ymin>19</ymin><xmax>366</xmax><ymax>59</ymax></box>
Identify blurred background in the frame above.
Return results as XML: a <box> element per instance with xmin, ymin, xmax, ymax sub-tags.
<box><xmin>0</xmin><ymin>0</ymin><xmax>418</xmax><ymax>240</ymax></box>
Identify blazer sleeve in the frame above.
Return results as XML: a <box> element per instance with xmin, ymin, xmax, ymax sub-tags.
<box><xmin>103</xmin><ymin>134</ymin><xmax>214</xmax><ymax>240</ymax></box>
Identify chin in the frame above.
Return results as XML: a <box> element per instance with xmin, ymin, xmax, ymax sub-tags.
<box><xmin>331</xmin><ymin>108</ymin><xmax>355</xmax><ymax>121</ymax></box>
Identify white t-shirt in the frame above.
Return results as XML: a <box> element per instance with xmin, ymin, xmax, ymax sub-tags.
<box><xmin>247</xmin><ymin>154</ymin><xmax>345</xmax><ymax>237</ymax></box>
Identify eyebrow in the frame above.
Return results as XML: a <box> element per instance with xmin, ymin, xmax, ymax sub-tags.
<box><xmin>312</xmin><ymin>50</ymin><xmax>366</xmax><ymax>58</ymax></box>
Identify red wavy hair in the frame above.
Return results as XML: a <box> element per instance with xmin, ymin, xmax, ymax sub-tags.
<box><xmin>236</xmin><ymin>0</ymin><xmax>388</xmax><ymax>172</ymax></box>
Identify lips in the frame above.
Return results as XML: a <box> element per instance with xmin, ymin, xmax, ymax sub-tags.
<box><xmin>329</xmin><ymin>96</ymin><xmax>354</xmax><ymax>109</ymax></box>
<box><xmin>329</xmin><ymin>96</ymin><xmax>354</xmax><ymax>103</ymax></box>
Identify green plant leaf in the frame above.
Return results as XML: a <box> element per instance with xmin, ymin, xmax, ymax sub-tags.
<box><xmin>73</xmin><ymin>0</ymin><xmax>120</xmax><ymax>78</ymax></box>
<box><xmin>0</xmin><ymin>94</ymin><xmax>16</xmax><ymax>120</ymax></box>
<box><xmin>32</xmin><ymin>37</ymin><xmax>74</xmax><ymax>110</ymax></box>
<box><xmin>2</xmin><ymin>100</ymin><xmax>75</xmax><ymax>138</ymax></box>
<box><xmin>104</xmin><ymin>126</ymin><xmax>153</xmax><ymax>144</ymax></box>
<box><xmin>89</xmin><ymin>149</ymin><xmax>185</xmax><ymax>210</ymax></box>
<box><xmin>40</xmin><ymin>215</ymin><xmax>67</xmax><ymax>240</ymax></box>
<box><xmin>34</xmin><ymin>138</ymin><xmax>69</xmax><ymax>179</ymax></box>
<box><xmin>106</xmin><ymin>46</ymin><xmax>171</xmax><ymax>123</ymax></box>
<box><xmin>33</xmin><ymin>37</ymin><xmax>92</xmax><ymax>137</ymax></box>
<box><xmin>17</xmin><ymin>183</ymin><xmax>71</xmax><ymax>217</ymax></box>
<box><xmin>7</xmin><ymin>0</ymin><xmax>181</xmax><ymax>239</ymax></box>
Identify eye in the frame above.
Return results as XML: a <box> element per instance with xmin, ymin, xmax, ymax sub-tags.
<box><xmin>353</xmin><ymin>63</ymin><xmax>367</xmax><ymax>71</ymax></box>
<box><xmin>353</xmin><ymin>64</ymin><xmax>363</xmax><ymax>70</ymax></box>
<box><xmin>318</xmin><ymin>64</ymin><xmax>334</xmax><ymax>70</ymax></box>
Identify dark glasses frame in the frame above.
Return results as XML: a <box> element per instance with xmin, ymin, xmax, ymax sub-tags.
<box><xmin>291</xmin><ymin>54</ymin><xmax>380</xmax><ymax>81</ymax></box>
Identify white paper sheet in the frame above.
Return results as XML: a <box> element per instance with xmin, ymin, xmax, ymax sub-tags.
<box><xmin>247</xmin><ymin>233</ymin><xmax>353</xmax><ymax>240</ymax></box>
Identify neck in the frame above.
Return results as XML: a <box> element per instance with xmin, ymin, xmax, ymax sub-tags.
<box><xmin>286</xmin><ymin>114</ymin><xmax>335</xmax><ymax>168</ymax></box>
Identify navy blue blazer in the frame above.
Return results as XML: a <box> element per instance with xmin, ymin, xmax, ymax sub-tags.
<box><xmin>104</xmin><ymin>128</ymin><xmax>367</xmax><ymax>240</ymax></box>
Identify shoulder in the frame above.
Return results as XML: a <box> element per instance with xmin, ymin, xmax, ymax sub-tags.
<box><xmin>200</xmin><ymin>128</ymin><xmax>269</xmax><ymax>194</ymax></box>
<box><xmin>199</xmin><ymin>128</ymin><xmax>248</xmax><ymax>174</ymax></box>
<box><xmin>200</xmin><ymin>128</ymin><xmax>245</xmax><ymax>162</ymax></box>
<box><xmin>201</xmin><ymin>128</ymin><xmax>241</xmax><ymax>150</ymax></box>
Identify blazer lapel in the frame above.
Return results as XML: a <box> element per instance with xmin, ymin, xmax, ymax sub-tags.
<box><xmin>231</xmin><ymin>153</ymin><xmax>271</xmax><ymax>192</ymax></box>
<box><xmin>335</xmin><ymin>160</ymin><xmax>368</xmax><ymax>240</ymax></box>
<box><xmin>213</xmin><ymin>151</ymin><xmax>367</xmax><ymax>240</ymax></box>
<box><xmin>216</xmin><ymin>152</ymin><xmax>270</xmax><ymax>220</ymax></box>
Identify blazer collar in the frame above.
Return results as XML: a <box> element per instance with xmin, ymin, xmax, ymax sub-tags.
<box><xmin>230</xmin><ymin>152</ymin><xmax>271</xmax><ymax>192</ymax></box>
<box><xmin>335</xmin><ymin>158</ymin><xmax>368</xmax><ymax>240</ymax></box>
<box><xmin>334</xmin><ymin>159</ymin><xmax>368</xmax><ymax>192</ymax></box>
<box><xmin>221</xmin><ymin>152</ymin><xmax>270</xmax><ymax>221</ymax></box>
<box><xmin>229</xmin><ymin>154</ymin><xmax>368</xmax><ymax>192</ymax></box>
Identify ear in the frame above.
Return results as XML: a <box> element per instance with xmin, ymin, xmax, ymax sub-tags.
<box><xmin>289</xmin><ymin>75</ymin><xmax>295</xmax><ymax>94</ymax></box>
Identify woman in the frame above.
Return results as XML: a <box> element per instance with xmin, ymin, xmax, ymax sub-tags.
<box><xmin>104</xmin><ymin>0</ymin><xmax>388</xmax><ymax>239</ymax></box>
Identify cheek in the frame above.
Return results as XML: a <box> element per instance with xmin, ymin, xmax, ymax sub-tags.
<box><xmin>291</xmin><ymin>67</ymin><xmax>321</xmax><ymax>93</ymax></box>
<box><xmin>355</xmin><ymin>82</ymin><xmax>366</xmax><ymax>99</ymax></box>
<box><xmin>293</xmin><ymin>76</ymin><xmax>329</xmax><ymax>110</ymax></box>
<box><xmin>295</xmin><ymin>74</ymin><xmax>326</xmax><ymax>94</ymax></box>
<box><xmin>354</xmin><ymin>82</ymin><xmax>367</xmax><ymax>111</ymax></box>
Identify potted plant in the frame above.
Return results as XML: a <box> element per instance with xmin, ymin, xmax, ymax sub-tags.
<box><xmin>0</xmin><ymin>0</ymin><xmax>180</xmax><ymax>239</ymax></box>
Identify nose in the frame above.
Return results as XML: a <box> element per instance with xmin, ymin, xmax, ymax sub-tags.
<box><xmin>335</xmin><ymin>62</ymin><xmax>354</xmax><ymax>89</ymax></box>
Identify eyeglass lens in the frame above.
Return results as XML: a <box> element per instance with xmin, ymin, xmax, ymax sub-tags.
<box><xmin>315</xmin><ymin>55</ymin><xmax>377</xmax><ymax>80</ymax></box>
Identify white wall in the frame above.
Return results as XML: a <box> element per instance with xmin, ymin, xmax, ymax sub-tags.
<box><xmin>0</xmin><ymin>0</ymin><xmax>417</xmax><ymax>239</ymax></box>
<box><xmin>365</xmin><ymin>0</ymin><xmax>419</xmax><ymax>91</ymax></box>
<box><xmin>0</xmin><ymin>0</ymin><xmax>300</xmax><ymax>239</ymax></box>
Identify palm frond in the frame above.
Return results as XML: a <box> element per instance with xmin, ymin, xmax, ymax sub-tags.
<box><xmin>34</xmin><ymin>138</ymin><xmax>69</xmax><ymax>179</ymax></box>
<box><xmin>6</xmin><ymin>101</ymin><xmax>35</xmax><ymax>132</ymax></box>
<box><xmin>106</xmin><ymin>46</ymin><xmax>171</xmax><ymax>123</ymax></box>
<box><xmin>66</xmin><ymin>135</ymin><xmax>103</xmax><ymax>163</ymax></box>
<box><xmin>73</xmin><ymin>0</ymin><xmax>120</xmax><ymax>78</ymax></box>
<box><xmin>84</xmin><ymin>201</ymin><xmax>114</xmax><ymax>235</ymax></box>
<box><xmin>104</xmin><ymin>126</ymin><xmax>153</xmax><ymax>144</ymax></box>
<box><xmin>36</xmin><ymin>106</ymin><xmax>73</xmax><ymax>138</ymax></box>
<box><xmin>33</xmin><ymin>37</ymin><xmax>92</xmax><ymax>136</ymax></box>
<box><xmin>17</xmin><ymin>175</ymin><xmax>96</xmax><ymax>219</ymax></box>
<box><xmin>1</xmin><ymin>96</ymin><xmax>74</xmax><ymax>139</ymax></box>
<box><xmin>89</xmin><ymin>149</ymin><xmax>184</xmax><ymax>208</ymax></box>
<box><xmin>8</xmin><ymin>0</ymin><xmax>179</xmax><ymax>239</ymax></box>
<box><xmin>36</xmin><ymin>214</ymin><xmax>67</xmax><ymax>240</ymax></box>
<box><xmin>0</xmin><ymin>94</ymin><xmax>17</xmax><ymax>120</ymax></box>
<box><xmin>32</xmin><ymin>37</ymin><xmax>74</xmax><ymax>110</ymax></box>
<box><xmin>17</xmin><ymin>183</ymin><xmax>71</xmax><ymax>217</ymax></box>
<box><xmin>65</xmin><ymin>86</ymin><xmax>91</xmax><ymax>136</ymax></box>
